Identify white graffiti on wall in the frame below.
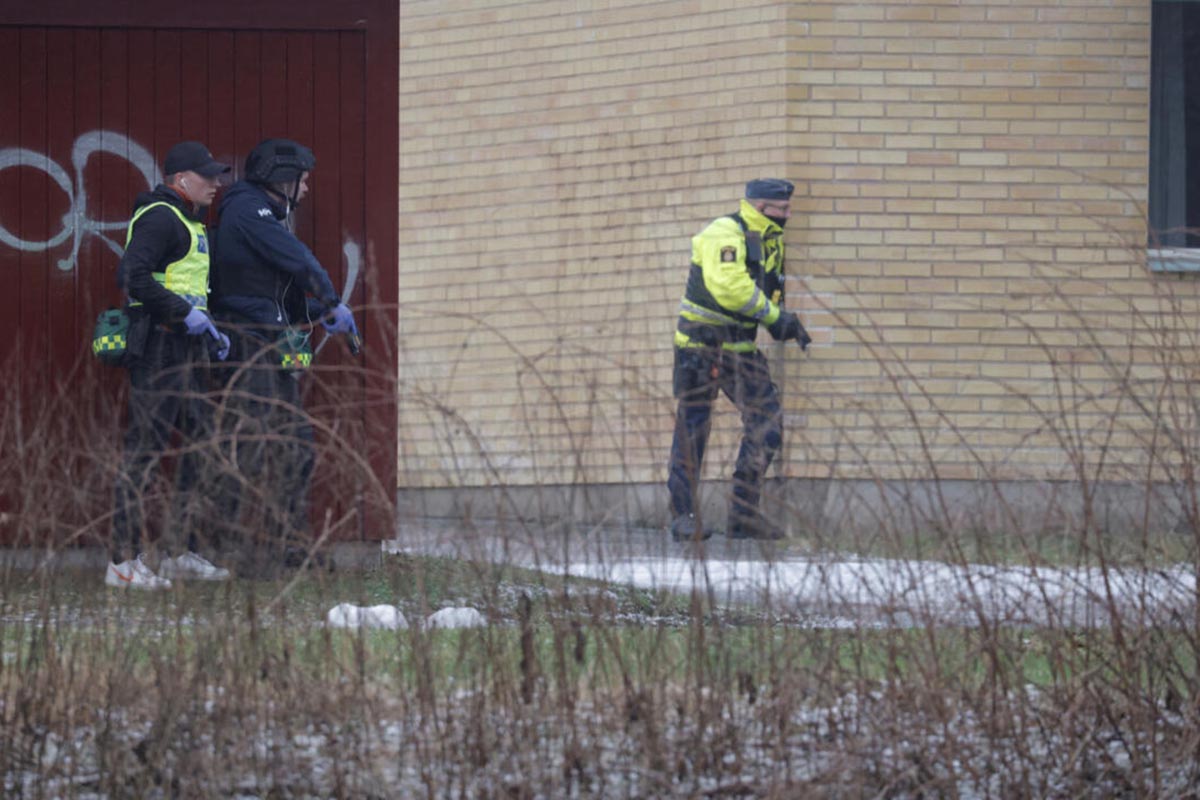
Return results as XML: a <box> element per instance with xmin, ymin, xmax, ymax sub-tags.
<box><xmin>0</xmin><ymin>131</ymin><xmax>364</xmax><ymax>296</ymax></box>
<box><xmin>0</xmin><ymin>130</ymin><xmax>159</xmax><ymax>271</ymax></box>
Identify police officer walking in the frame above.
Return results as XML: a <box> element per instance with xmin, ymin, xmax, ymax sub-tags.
<box><xmin>107</xmin><ymin>141</ymin><xmax>233</xmax><ymax>589</ymax></box>
<box><xmin>210</xmin><ymin>138</ymin><xmax>358</xmax><ymax>572</ymax></box>
<box><xmin>667</xmin><ymin>179</ymin><xmax>811</xmax><ymax>542</ymax></box>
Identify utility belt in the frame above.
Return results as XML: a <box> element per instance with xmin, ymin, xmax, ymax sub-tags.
<box><xmin>219</xmin><ymin>318</ymin><xmax>313</xmax><ymax>373</ymax></box>
<box><xmin>676</xmin><ymin>317</ymin><xmax>755</xmax><ymax>349</ymax></box>
<box><xmin>91</xmin><ymin>307</ymin><xmax>203</xmax><ymax>366</ymax></box>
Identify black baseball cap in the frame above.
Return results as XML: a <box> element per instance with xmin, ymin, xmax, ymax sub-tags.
<box><xmin>163</xmin><ymin>141</ymin><xmax>231</xmax><ymax>178</ymax></box>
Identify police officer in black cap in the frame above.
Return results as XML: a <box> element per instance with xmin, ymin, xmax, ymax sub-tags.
<box><xmin>209</xmin><ymin>138</ymin><xmax>358</xmax><ymax>571</ymax></box>
<box><xmin>107</xmin><ymin>141</ymin><xmax>234</xmax><ymax>589</ymax></box>
<box><xmin>667</xmin><ymin>178</ymin><xmax>811</xmax><ymax>542</ymax></box>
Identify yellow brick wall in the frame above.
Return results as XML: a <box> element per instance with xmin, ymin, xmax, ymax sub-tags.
<box><xmin>399</xmin><ymin>0</ymin><xmax>1168</xmax><ymax>493</ymax></box>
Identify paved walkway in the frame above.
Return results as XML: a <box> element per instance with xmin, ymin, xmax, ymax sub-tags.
<box><xmin>388</xmin><ymin>519</ymin><xmax>1197</xmax><ymax>628</ymax></box>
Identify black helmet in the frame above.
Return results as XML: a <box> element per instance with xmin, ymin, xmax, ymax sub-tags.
<box><xmin>244</xmin><ymin>138</ymin><xmax>315</xmax><ymax>185</ymax></box>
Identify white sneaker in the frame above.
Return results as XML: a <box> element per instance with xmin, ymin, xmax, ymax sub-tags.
<box><xmin>158</xmin><ymin>551</ymin><xmax>231</xmax><ymax>581</ymax></box>
<box><xmin>105</xmin><ymin>554</ymin><xmax>172</xmax><ymax>590</ymax></box>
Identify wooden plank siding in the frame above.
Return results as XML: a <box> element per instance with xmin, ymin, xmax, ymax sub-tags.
<box><xmin>0</xmin><ymin>1</ymin><xmax>399</xmax><ymax>545</ymax></box>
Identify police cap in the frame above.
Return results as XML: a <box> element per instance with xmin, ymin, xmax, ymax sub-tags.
<box><xmin>745</xmin><ymin>178</ymin><xmax>795</xmax><ymax>201</ymax></box>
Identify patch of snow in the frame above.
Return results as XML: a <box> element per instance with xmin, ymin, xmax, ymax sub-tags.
<box><xmin>427</xmin><ymin>606</ymin><xmax>487</xmax><ymax>629</ymax></box>
<box><xmin>325</xmin><ymin>603</ymin><xmax>407</xmax><ymax>630</ymax></box>
<box><xmin>559</xmin><ymin>555</ymin><xmax>1197</xmax><ymax>627</ymax></box>
<box><xmin>385</xmin><ymin>525</ymin><xmax>1198</xmax><ymax>628</ymax></box>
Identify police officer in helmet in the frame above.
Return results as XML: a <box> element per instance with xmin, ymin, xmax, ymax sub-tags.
<box><xmin>210</xmin><ymin>138</ymin><xmax>358</xmax><ymax>571</ymax></box>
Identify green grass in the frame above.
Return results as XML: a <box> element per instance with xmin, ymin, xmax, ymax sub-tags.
<box><xmin>3</xmin><ymin>554</ymin><xmax>1196</xmax><ymax>698</ymax></box>
<box><xmin>1</xmin><ymin>552</ymin><xmax>688</xmax><ymax>624</ymax></box>
<box><xmin>4</xmin><ymin>553</ymin><xmax>1199</xmax><ymax>797</ymax></box>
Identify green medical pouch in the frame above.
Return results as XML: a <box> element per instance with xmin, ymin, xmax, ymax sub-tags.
<box><xmin>92</xmin><ymin>308</ymin><xmax>131</xmax><ymax>366</ymax></box>
<box><xmin>278</xmin><ymin>329</ymin><xmax>313</xmax><ymax>372</ymax></box>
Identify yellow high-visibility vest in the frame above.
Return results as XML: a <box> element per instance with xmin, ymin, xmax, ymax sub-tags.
<box><xmin>125</xmin><ymin>201</ymin><xmax>210</xmax><ymax>310</ymax></box>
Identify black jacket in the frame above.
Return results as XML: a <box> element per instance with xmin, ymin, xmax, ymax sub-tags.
<box><xmin>210</xmin><ymin>180</ymin><xmax>338</xmax><ymax>339</ymax></box>
<box><xmin>116</xmin><ymin>185</ymin><xmax>207</xmax><ymax>325</ymax></box>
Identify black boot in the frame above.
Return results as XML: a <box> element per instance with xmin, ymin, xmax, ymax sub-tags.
<box><xmin>727</xmin><ymin>507</ymin><xmax>785</xmax><ymax>540</ymax></box>
<box><xmin>670</xmin><ymin>513</ymin><xmax>712</xmax><ymax>542</ymax></box>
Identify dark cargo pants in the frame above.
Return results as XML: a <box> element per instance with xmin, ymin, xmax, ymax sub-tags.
<box><xmin>667</xmin><ymin>347</ymin><xmax>783</xmax><ymax>524</ymax></box>
<box><xmin>111</xmin><ymin>326</ymin><xmax>215</xmax><ymax>562</ymax></box>
<box><xmin>215</xmin><ymin>329</ymin><xmax>315</xmax><ymax>560</ymax></box>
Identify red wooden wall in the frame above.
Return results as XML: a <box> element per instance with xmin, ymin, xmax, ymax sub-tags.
<box><xmin>0</xmin><ymin>1</ymin><xmax>398</xmax><ymax>545</ymax></box>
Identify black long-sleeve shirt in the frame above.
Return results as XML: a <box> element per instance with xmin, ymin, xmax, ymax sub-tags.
<box><xmin>116</xmin><ymin>184</ymin><xmax>207</xmax><ymax>325</ymax></box>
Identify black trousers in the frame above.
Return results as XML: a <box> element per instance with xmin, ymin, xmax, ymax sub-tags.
<box><xmin>111</xmin><ymin>327</ymin><xmax>214</xmax><ymax>562</ymax></box>
<box><xmin>666</xmin><ymin>347</ymin><xmax>783</xmax><ymax>523</ymax></box>
<box><xmin>215</xmin><ymin>329</ymin><xmax>315</xmax><ymax>552</ymax></box>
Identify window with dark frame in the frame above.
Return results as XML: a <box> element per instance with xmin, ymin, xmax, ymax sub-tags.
<box><xmin>1149</xmin><ymin>0</ymin><xmax>1200</xmax><ymax>270</ymax></box>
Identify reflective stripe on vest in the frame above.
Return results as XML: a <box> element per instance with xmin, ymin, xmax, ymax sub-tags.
<box><xmin>674</xmin><ymin>210</ymin><xmax>782</xmax><ymax>352</ymax></box>
<box><xmin>125</xmin><ymin>202</ymin><xmax>210</xmax><ymax>310</ymax></box>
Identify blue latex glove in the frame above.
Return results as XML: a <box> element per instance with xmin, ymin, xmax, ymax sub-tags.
<box><xmin>212</xmin><ymin>330</ymin><xmax>231</xmax><ymax>361</ymax></box>
<box><xmin>183</xmin><ymin>307</ymin><xmax>218</xmax><ymax>338</ymax></box>
<box><xmin>321</xmin><ymin>303</ymin><xmax>358</xmax><ymax>336</ymax></box>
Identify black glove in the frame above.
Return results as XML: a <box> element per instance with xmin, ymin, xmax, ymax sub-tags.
<box><xmin>768</xmin><ymin>311</ymin><xmax>810</xmax><ymax>350</ymax></box>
